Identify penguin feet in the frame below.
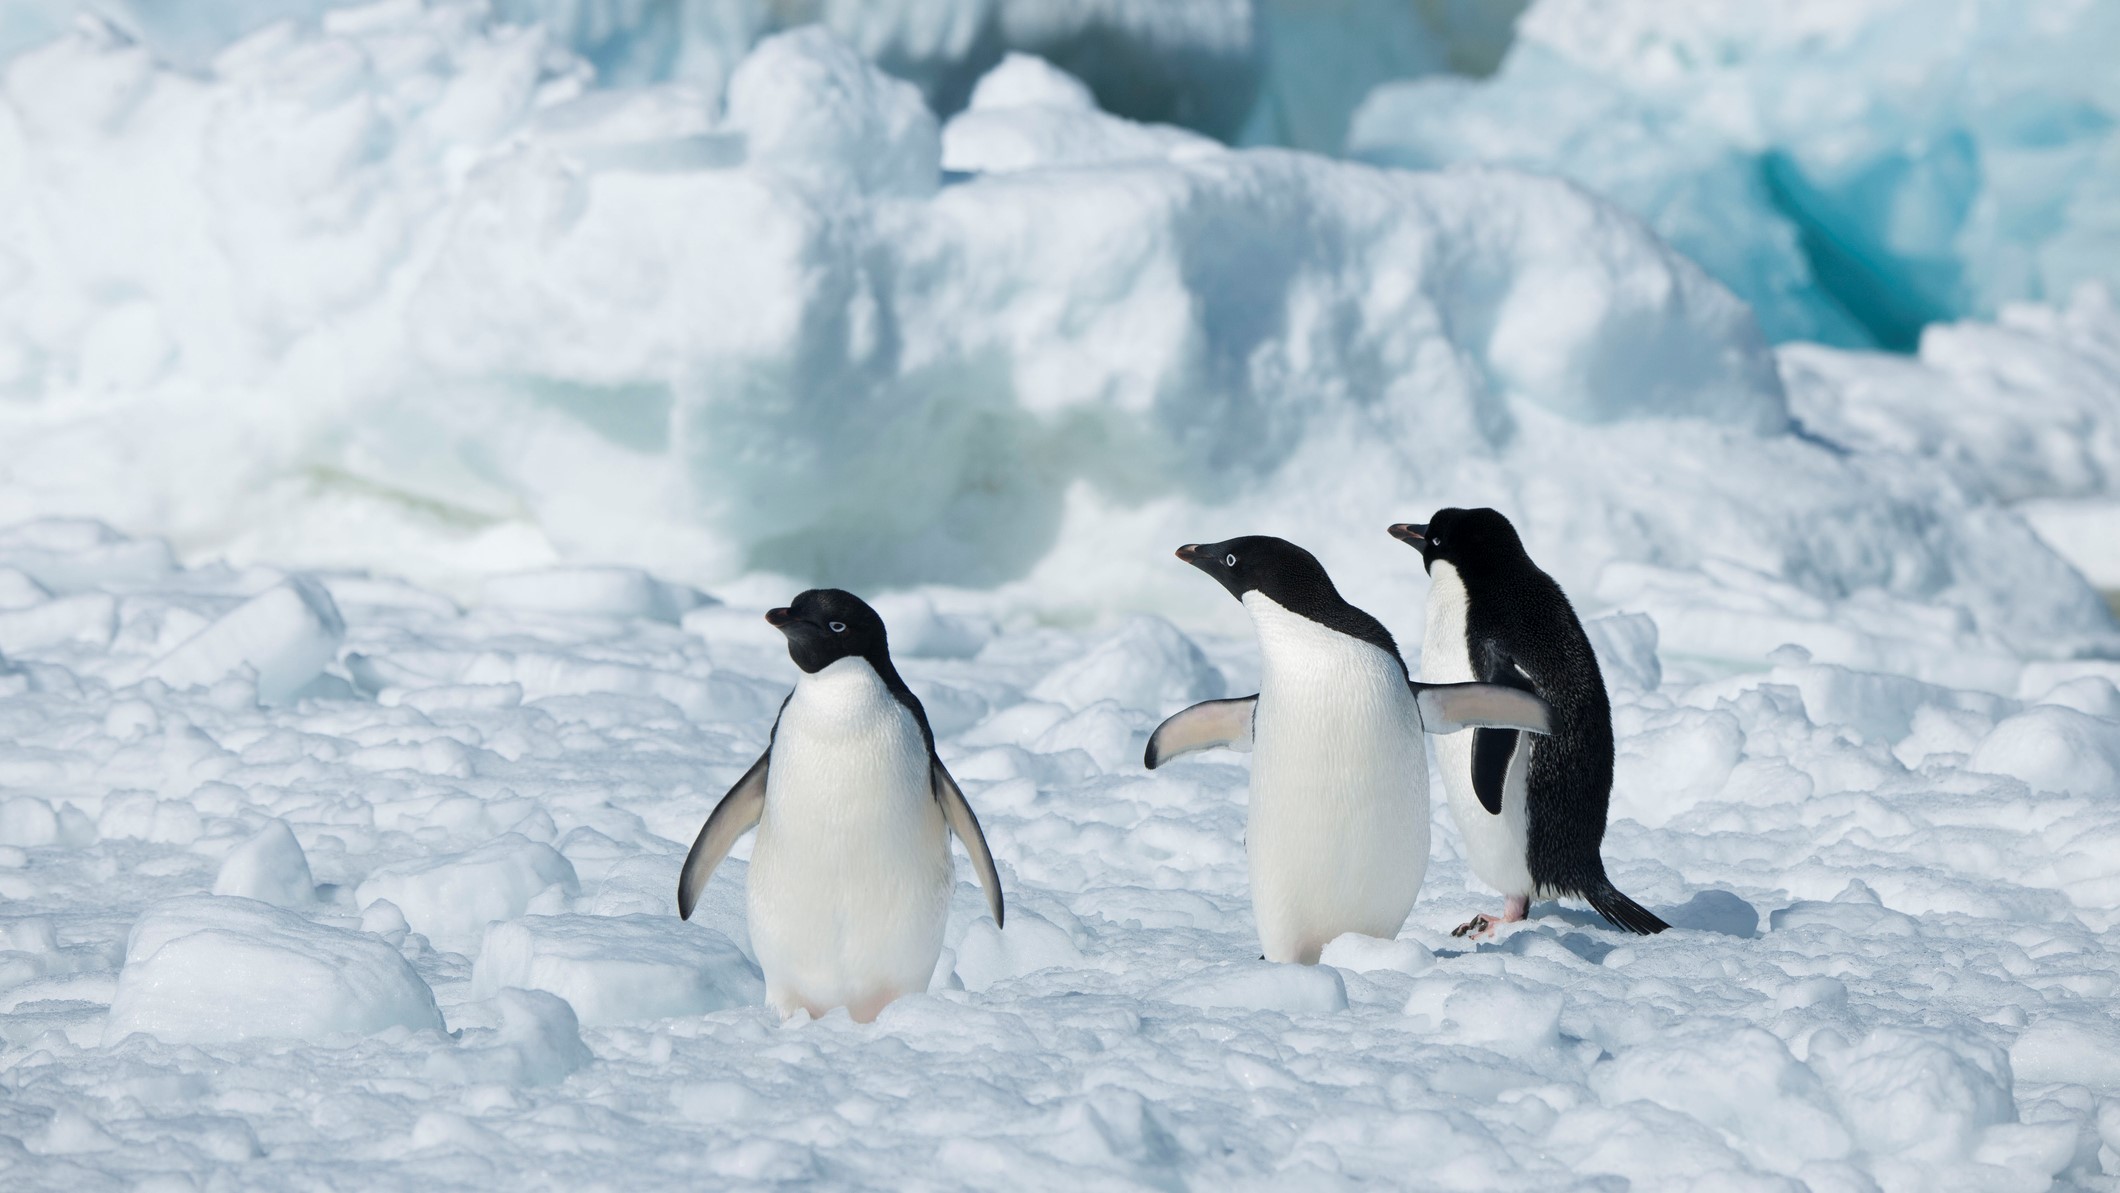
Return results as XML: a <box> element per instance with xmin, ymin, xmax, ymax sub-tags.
<box><xmin>1451</xmin><ymin>914</ymin><xmax>1500</xmax><ymax>940</ymax></box>
<box><xmin>1451</xmin><ymin>896</ymin><xmax>1531</xmax><ymax>940</ymax></box>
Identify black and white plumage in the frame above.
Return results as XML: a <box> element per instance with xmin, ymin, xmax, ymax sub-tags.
<box><xmin>1144</xmin><ymin>537</ymin><xmax>1553</xmax><ymax>964</ymax></box>
<box><xmin>1391</xmin><ymin>510</ymin><xmax>1668</xmax><ymax>937</ymax></box>
<box><xmin>676</xmin><ymin>589</ymin><xmax>1004</xmax><ymax>1022</ymax></box>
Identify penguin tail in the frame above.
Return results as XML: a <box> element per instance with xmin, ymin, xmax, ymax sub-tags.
<box><xmin>1586</xmin><ymin>881</ymin><xmax>1669</xmax><ymax>935</ymax></box>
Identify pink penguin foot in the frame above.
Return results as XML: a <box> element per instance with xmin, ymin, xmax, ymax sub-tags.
<box><xmin>1450</xmin><ymin>895</ymin><xmax>1531</xmax><ymax>940</ymax></box>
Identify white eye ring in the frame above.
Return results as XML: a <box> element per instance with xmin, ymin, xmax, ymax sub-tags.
<box><xmin>828</xmin><ymin>621</ymin><xmax>847</xmax><ymax>633</ymax></box>
<box><xmin>1430</xmin><ymin>536</ymin><xmax>1443</xmax><ymax>549</ymax></box>
<box><xmin>1224</xmin><ymin>554</ymin><xmax>1237</xmax><ymax>567</ymax></box>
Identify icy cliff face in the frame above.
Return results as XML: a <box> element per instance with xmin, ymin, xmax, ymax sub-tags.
<box><xmin>1351</xmin><ymin>0</ymin><xmax>2120</xmax><ymax>349</ymax></box>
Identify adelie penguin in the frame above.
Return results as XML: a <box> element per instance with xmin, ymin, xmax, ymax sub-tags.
<box><xmin>676</xmin><ymin>589</ymin><xmax>1004</xmax><ymax>1022</ymax></box>
<box><xmin>1145</xmin><ymin>537</ymin><xmax>1555</xmax><ymax>964</ymax></box>
<box><xmin>1390</xmin><ymin>510</ymin><xmax>1669</xmax><ymax>938</ymax></box>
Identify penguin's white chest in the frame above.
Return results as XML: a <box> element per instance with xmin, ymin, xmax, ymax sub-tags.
<box><xmin>1422</xmin><ymin>562</ymin><xmax>1535</xmax><ymax>898</ymax></box>
<box><xmin>747</xmin><ymin>657</ymin><xmax>951</xmax><ymax>1019</ymax></box>
<box><xmin>1242</xmin><ymin>593</ymin><xmax>1430</xmax><ymax>964</ymax></box>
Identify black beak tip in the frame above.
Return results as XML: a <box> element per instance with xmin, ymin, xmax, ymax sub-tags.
<box><xmin>1389</xmin><ymin>523</ymin><xmax>1427</xmax><ymax>546</ymax></box>
<box><xmin>765</xmin><ymin>607</ymin><xmax>793</xmax><ymax>628</ymax></box>
<box><xmin>1175</xmin><ymin>544</ymin><xmax>1201</xmax><ymax>564</ymax></box>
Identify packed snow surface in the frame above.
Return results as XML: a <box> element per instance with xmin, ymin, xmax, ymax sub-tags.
<box><xmin>0</xmin><ymin>524</ymin><xmax>2117</xmax><ymax>1188</ymax></box>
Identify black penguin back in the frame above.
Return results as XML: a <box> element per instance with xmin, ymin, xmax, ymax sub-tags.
<box><xmin>1443</xmin><ymin>511</ymin><xmax>1667</xmax><ymax>934</ymax></box>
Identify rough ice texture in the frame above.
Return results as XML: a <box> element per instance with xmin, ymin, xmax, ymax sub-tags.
<box><xmin>1350</xmin><ymin>0</ymin><xmax>2120</xmax><ymax>350</ymax></box>
<box><xmin>6</xmin><ymin>15</ymin><xmax>2113</xmax><ymax>689</ymax></box>
<box><xmin>103</xmin><ymin>895</ymin><xmax>444</xmax><ymax>1045</ymax></box>
<box><xmin>144</xmin><ymin>577</ymin><xmax>346</xmax><ymax>702</ymax></box>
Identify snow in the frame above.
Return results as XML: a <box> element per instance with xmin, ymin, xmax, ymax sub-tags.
<box><xmin>0</xmin><ymin>516</ymin><xmax>2109</xmax><ymax>1185</ymax></box>
<box><xmin>471</xmin><ymin>913</ymin><xmax>760</xmax><ymax>1025</ymax></box>
<box><xmin>8</xmin><ymin>11</ymin><xmax>2111</xmax><ymax>689</ymax></box>
<box><xmin>102</xmin><ymin>894</ymin><xmax>445</xmax><ymax>1046</ymax></box>
<box><xmin>0</xmin><ymin>3</ymin><xmax>2117</xmax><ymax>1189</ymax></box>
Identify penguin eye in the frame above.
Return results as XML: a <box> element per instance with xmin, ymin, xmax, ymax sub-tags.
<box><xmin>828</xmin><ymin>621</ymin><xmax>847</xmax><ymax>633</ymax></box>
<box><xmin>1224</xmin><ymin>554</ymin><xmax>1237</xmax><ymax>567</ymax></box>
<box><xmin>1430</xmin><ymin>535</ymin><xmax>1444</xmax><ymax>549</ymax></box>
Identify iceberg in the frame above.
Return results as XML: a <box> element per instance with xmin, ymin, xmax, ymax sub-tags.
<box><xmin>1351</xmin><ymin>0</ymin><xmax>2120</xmax><ymax>349</ymax></box>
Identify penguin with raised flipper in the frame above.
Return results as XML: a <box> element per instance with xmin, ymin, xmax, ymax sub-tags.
<box><xmin>1389</xmin><ymin>510</ymin><xmax>1668</xmax><ymax>938</ymax></box>
<box><xmin>676</xmin><ymin>589</ymin><xmax>1004</xmax><ymax>1022</ymax></box>
<box><xmin>1144</xmin><ymin>537</ymin><xmax>1553</xmax><ymax>964</ymax></box>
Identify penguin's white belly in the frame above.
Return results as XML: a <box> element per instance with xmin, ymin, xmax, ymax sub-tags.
<box><xmin>1244</xmin><ymin>594</ymin><xmax>1430</xmax><ymax>964</ymax></box>
<box><xmin>746</xmin><ymin>658</ymin><xmax>951</xmax><ymax>1019</ymax></box>
<box><xmin>1423</xmin><ymin>562</ymin><xmax>1536</xmax><ymax>898</ymax></box>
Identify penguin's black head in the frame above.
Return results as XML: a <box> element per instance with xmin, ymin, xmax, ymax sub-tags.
<box><xmin>765</xmin><ymin>588</ymin><xmax>889</xmax><ymax>674</ymax></box>
<box><xmin>1388</xmin><ymin>507</ymin><xmax>1525</xmax><ymax>574</ymax></box>
<box><xmin>1175</xmin><ymin>535</ymin><xmax>1338</xmax><ymax>607</ymax></box>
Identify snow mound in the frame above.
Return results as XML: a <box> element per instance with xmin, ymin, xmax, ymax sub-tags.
<box><xmin>1351</xmin><ymin>0</ymin><xmax>2120</xmax><ymax>349</ymax></box>
<box><xmin>1318</xmin><ymin>932</ymin><xmax>1434</xmax><ymax>975</ymax></box>
<box><xmin>953</xmin><ymin>911</ymin><xmax>1086</xmax><ymax>992</ymax></box>
<box><xmin>356</xmin><ymin>834</ymin><xmax>580</xmax><ymax>955</ymax></box>
<box><xmin>1967</xmin><ymin>706</ymin><xmax>2120</xmax><ymax>799</ymax></box>
<box><xmin>104</xmin><ymin>895</ymin><xmax>443</xmax><ymax>1045</ymax></box>
<box><xmin>145</xmin><ymin>578</ymin><xmax>345</xmax><ymax>703</ymax></box>
<box><xmin>472</xmin><ymin>914</ymin><xmax>761</xmax><ymax>1026</ymax></box>
<box><xmin>1029</xmin><ymin>616</ymin><xmax>1223</xmax><ymax>714</ymax></box>
<box><xmin>942</xmin><ymin>54</ymin><xmax>1219</xmax><ymax>175</ymax></box>
<box><xmin>211</xmin><ymin>818</ymin><xmax>316</xmax><ymax>907</ymax></box>
<box><xmin>1164</xmin><ymin>960</ymin><xmax>1348</xmax><ymax>1014</ymax></box>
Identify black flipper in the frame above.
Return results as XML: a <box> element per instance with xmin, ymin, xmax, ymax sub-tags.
<box><xmin>677</xmin><ymin>750</ymin><xmax>769</xmax><ymax>920</ymax></box>
<box><xmin>1585</xmin><ymin>880</ymin><xmax>1669</xmax><ymax>935</ymax></box>
<box><xmin>1470</xmin><ymin>727</ymin><xmax>1516</xmax><ymax>816</ymax></box>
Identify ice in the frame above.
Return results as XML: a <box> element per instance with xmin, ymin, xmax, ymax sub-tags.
<box><xmin>481</xmin><ymin>565</ymin><xmax>710</xmax><ymax>624</ymax></box>
<box><xmin>1</xmin><ymin>6</ymin><xmax>2119</xmax><ymax>1189</ymax></box>
<box><xmin>1164</xmin><ymin>959</ymin><xmax>1349</xmax><ymax>1014</ymax></box>
<box><xmin>1967</xmin><ymin>706</ymin><xmax>2120</xmax><ymax>800</ymax></box>
<box><xmin>952</xmin><ymin>911</ymin><xmax>1086</xmax><ymax>991</ymax></box>
<box><xmin>942</xmin><ymin>53</ymin><xmax>1221</xmax><ymax>175</ymax></box>
<box><xmin>726</xmin><ymin>25</ymin><xmax>940</xmax><ymax>199</ymax></box>
<box><xmin>210</xmin><ymin>818</ymin><xmax>316</xmax><ymax>906</ymax></box>
<box><xmin>144</xmin><ymin>577</ymin><xmax>346</xmax><ymax>703</ymax></box>
<box><xmin>1350</xmin><ymin>0</ymin><xmax>2120</xmax><ymax>350</ymax></box>
<box><xmin>103</xmin><ymin>895</ymin><xmax>444</xmax><ymax>1045</ymax></box>
<box><xmin>355</xmin><ymin>833</ymin><xmax>580</xmax><ymax>955</ymax></box>
<box><xmin>471</xmin><ymin>913</ymin><xmax>760</xmax><ymax>1025</ymax></box>
<box><xmin>3</xmin><ymin>15</ymin><xmax>2112</xmax><ymax>689</ymax></box>
<box><xmin>1317</xmin><ymin>931</ymin><xmax>1435</xmax><ymax>975</ymax></box>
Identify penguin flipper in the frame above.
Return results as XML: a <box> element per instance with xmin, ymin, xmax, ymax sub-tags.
<box><xmin>1411</xmin><ymin>682</ymin><xmax>1552</xmax><ymax>736</ymax></box>
<box><xmin>1471</xmin><ymin>727</ymin><xmax>1517</xmax><ymax>816</ymax></box>
<box><xmin>1143</xmin><ymin>696</ymin><xmax>1258</xmax><ymax>769</ymax></box>
<box><xmin>677</xmin><ymin>750</ymin><xmax>768</xmax><ymax>921</ymax></box>
<box><xmin>933</xmin><ymin>758</ymin><xmax>1005</xmax><ymax>928</ymax></box>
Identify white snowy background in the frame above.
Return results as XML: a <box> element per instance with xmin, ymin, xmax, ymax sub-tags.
<box><xmin>2</xmin><ymin>0</ymin><xmax>2119</xmax><ymax>1188</ymax></box>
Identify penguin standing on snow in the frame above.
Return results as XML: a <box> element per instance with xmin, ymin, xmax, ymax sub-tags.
<box><xmin>1144</xmin><ymin>537</ymin><xmax>1553</xmax><ymax>964</ymax></box>
<box><xmin>1389</xmin><ymin>510</ymin><xmax>1668</xmax><ymax>937</ymax></box>
<box><xmin>676</xmin><ymin>589</ymin><xmax>1004</xmax><ymax>1022</ymax></box>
